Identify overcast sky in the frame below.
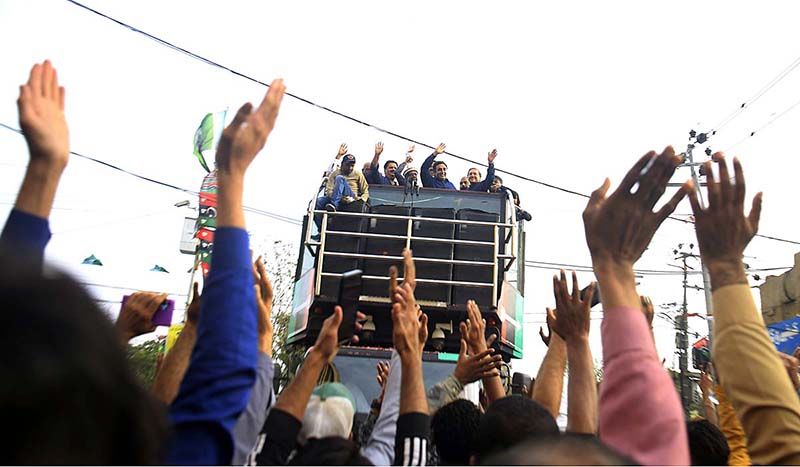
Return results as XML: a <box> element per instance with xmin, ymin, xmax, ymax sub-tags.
<box><xmin>2</xmin><ymin>0</ymin><xmax>800</xmax><ymax>376</ymax></box>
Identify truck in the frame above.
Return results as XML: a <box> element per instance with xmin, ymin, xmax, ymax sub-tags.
<box><xmin>286</xmin><ymin>183</ymin><xmax>527</xmax><ymax>419</ymax></box>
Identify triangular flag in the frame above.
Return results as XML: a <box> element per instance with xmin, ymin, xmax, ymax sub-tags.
<box><xmin>82</xmin><ymin>254</ymin><xmax>103</xmax><ymax>266</ymax></box>
<box><xmin>150</xmin><ymin>264</ymin><xmax>169</xmax><ymax>273</ymax></box>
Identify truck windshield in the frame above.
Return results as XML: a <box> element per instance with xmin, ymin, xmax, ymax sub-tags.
<box><xmin>332</xmin><ymin>354</ymin><xmax>457</xmax><ymax>414</ymax></box>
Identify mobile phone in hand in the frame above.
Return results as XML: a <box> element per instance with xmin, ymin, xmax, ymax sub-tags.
<box><xmin>337</xmin><ymin>269</ymin><xmax>363</xmax><ymax>344</ymax></box>
<box><xmin>121</xmin><ymin>295</ymin><xmax>175</xmax><ymax>327</ymax></box>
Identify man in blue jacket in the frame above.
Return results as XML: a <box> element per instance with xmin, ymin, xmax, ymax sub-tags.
<box><xmin>368</xmin><ymin>142</ymin><xmax>412</xmax><ymax>186</ymax></box>
<box><xmin>466</xmin><ymin>149</ymin><xmax>499</xmax><ymax>192</ymax></box>
<box><xmin>420</xmin><ymin>143</ymin><xmax>457</xmax><ymax>190</ymax></box>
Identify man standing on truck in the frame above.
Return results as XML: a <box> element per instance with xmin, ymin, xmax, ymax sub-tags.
<box><xmin>368</xmin><ymin>142</ymin><xmax>414</xmax><ymax>186</ymax></box>
<box><xmin>421</xmin><ymin>143</ymin><xmax>457</xmax><ymax>190</ymax></box>
<box><xmin>466</xmin><ymin>149</ymin><xmax>498</xmax><ymax>192</ymax></box>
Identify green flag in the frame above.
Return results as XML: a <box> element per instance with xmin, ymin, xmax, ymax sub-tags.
<box><xmin>193</xmin><ymin>110</ymin><xmax>227</xmax><ymax>173</ymax></box>
<box><xmin>82</xmin><ymin>254</ymin><xmax>103</xmax><ymax>266</ymax></box>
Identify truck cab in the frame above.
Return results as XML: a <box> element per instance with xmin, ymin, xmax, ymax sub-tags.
<box><xmin>287</xmin><ymin>184</ymin><xmax>526</xmax><ymax>414</ymax></box>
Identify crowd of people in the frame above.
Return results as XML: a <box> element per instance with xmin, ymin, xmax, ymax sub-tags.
<box><xmin>3</xmin><ymin>59</ymin><xmax>800</xmax><ymax>466</ymax></box>
<box><xmin>313</xmin><ymin>140</ymin><xmax>532</xmax><ymax>224</ymax></box>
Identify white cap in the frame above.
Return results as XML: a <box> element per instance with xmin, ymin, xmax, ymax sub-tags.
<box><xmin>403</xmin><ymin>164</ymin><xmax>419</xmax><ymax>179</ymax></box>
<box><xmin>299</xmin><ymin>382</ymin><xmax>357</xmax><ymax>443</ymax></box>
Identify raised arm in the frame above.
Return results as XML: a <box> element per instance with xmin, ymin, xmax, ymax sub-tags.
<box><xmin>699</xmin><ymin>367</ymin><xmax>718</xmax><ymax>427</ymax></box>
<box><xmin>230</xmin><ymin>257</ymin><xmax>277</xmax><ymax>465</ymax></box>
<box><xmin>368</xmin><ymin>141</ymin><xmax>384</xmax><ymax>184</ymax></box>
<box><xmin>549</xmin><ymin>271</ymin><xmax>598</xmax><ymax>434</ymax></box>
<box><xmin>583</xmin><ymin>147</ymin><xmax>690</xmax><ymax>465</ymax></box>
<box><xmin>420</xmin><ymin>142</ymin><xmax>445</xmax><ymax>187</ymax></box>
<box><xmin>391</xmin><ymin>255</ymin><xmax>431</xmax><ymax>466</ymax></box>
<box><xmin>468</xmin><ymin>149</ymin><xmax>498</xmax><ymax>192</ymax></box>
<box><xmin>114</xmin><ymin>291</ymin><xmax>169</xmax><ymax>346</ymax></box>
<box><xmin>258</xmin><ymin>308</ymin><xmax>342</xmax><ymax>466</ymax></box>
<box><xmin>689</xmin><ymin>153</ymin><xmax>800</xmax><ymax>465</ymax></box>
<box><xmin>151</xmin><ymin>284</ymin><xmax>200</xmax><ymax>404</ymax></box>
<box><xmin>461</xmin><ymin>300</ymin><xmax>506</xmax><ymax>404</ymax></box>
<box><xmin>1</xmin><ymin>61</ymin><xmax>69</xmax><ymax>263</ymax></box>
<box><xmin>532</xmin><ymin>312</ymin><xmax>566</xmax><ymax>420</ymax></box>
<box><xmin>167</xmin><ymin>79</ymin><xmax>286</xmax><ymax>465</ymax></box>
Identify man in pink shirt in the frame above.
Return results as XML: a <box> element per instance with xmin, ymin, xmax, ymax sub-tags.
<box><xmin>582</xmin><ymin>146</ymin><xmax>691</xmax><ymax>465</ymax></box>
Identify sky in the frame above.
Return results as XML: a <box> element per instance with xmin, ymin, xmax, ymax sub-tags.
<box><xmin>1</xmin><ymin>0</ymin><xmax>800</xmax><ymax>376</ymax></box>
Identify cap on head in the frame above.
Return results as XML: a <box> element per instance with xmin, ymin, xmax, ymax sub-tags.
<box><xmin>299</xmin><ymin>382</ymin><xmax>356</xmax><ymax>443</ymax></box>
<box><xmin>403</xmin><ymin>164</ymin><xmax>419</xmax><ymax>179</ymax></box>
<box><xmin>342</xmin><ymin>154</ymin><xmax>356</xmax><ymax>166</ymax></box>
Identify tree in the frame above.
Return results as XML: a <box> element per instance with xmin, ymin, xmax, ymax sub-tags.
<box><xmin>127</xmin><ymin>337</ymin><xmax>165</xmax><ymax>387</ymax></box>
<box><xmin>257</xmin><ymin>239</ymin><xmax>304</xmax><ymax>392</ymax></box>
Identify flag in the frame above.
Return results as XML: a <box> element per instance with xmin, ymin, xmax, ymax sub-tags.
<box><xmin>196</xmin><ymin>170</ymin><xmax>218</xmax><ymax>278</ymax></box>
<box><xmin>82</xmin><ymin>254</ymin><xmax>103</xmax><ymax>266</ymax></box>
<box><xmin>193</xmin><ymin>110</ymin><xmax>228</xmax><ymax>173</ymax></box>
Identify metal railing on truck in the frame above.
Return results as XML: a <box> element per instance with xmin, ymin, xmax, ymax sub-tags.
<box><xmin>303</xmin><ymin>208</ymin><xmax>518</xmax><ymax>307</ymax></box>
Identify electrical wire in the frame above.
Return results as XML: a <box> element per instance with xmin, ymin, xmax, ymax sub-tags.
<box><xmin>0</xmin><ymin>122</ymin><xmax>302</xmax><ymax>226</ymax></box>
<box><xmin>723</xmin><ymin>96</ymin><xmax>800</xmax><ymax>153</ymax></box>
<box><xmin>59</xmin><ymin>0</ymin><xmax>800</xmax><ymax>246</ymax></box>
<box><xmin>711</xmin><ymin>53</ymin><xmax>800</xmax><ymax>135</ymax></box>
<box><xmin>60</xmin><ymin>0</ymin><xmax>594</xmax><ymax>200</ymax></box>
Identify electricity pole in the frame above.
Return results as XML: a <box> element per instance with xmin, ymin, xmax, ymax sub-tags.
<box><xmin>672</xmin><ymin>242</ymin><xmax>702</xmax><ymax>414</ymax></box>
<box><xmin>682</xmin><ymin>131</ymin><xmax>715</xmax><ymax>344</ymax></box>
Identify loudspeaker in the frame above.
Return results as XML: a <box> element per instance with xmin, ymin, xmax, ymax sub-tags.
<box><xmin>452</xmin><ymin>209</ymin><xmax>500</xmax><ymax>307</ymax></box>
<box><xmin>362</xmin><ymin>205</ymin><xmax>411</xmax><ymax>298</ymax></box>
<box><xmin>411</xmin><ymin>207</ymin><xmax>455</xmax><ymax>304</ymax></box>
<box><xmin>319</xmin><ymin>201</ymin><xmax>369</xmax><ymax>298</ymax></box>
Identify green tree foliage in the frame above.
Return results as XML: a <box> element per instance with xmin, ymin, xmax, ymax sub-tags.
<box><xmin>259</xmin><ymin>240</ymin><xmax>304</xmax><ymax>392</ymax></box>
<box><xmin>127</xmin><ymin>338</ymin><xmax>164</xmax><ymax>387</ymax></box>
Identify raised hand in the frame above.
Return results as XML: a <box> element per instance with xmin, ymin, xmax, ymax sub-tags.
<box><xmin>337</xmin><ymin>143</ymin><xmax>348</xmax><ymax>158</ymax></box>
<box><xmin>583</xmin><ymin>147</ymin><xmax>688</xmax><ymax>268</ymax></box>
<box><xmin>310</xmin><ymin>305</ymin><xmax>343</xmax><ymax>363</ymax></box>
<box><xmin>460</xmin><ymin>300</ymin><xmax>490</xmax><ymax>354</ymax></box>
<box><xmin>392</xmin><ymin>282</ymin><xmax>428</xmax><ymax>358</ymax></box>
<box><xmin>18</xmin><ymin>60</ymin><xmax>69</xmax><ymax>171</ymax></box>
<box><xmin>435</xmin><ymin>142</ymin><xmax>446</xmax><ymax>155</ymax></box>
<box><xmin>488</xmin><ymin>148</ymin><xmax>498</xmax><ymax>164</ymax></box>
<box><xmin>641</xmin><ymin>295</ymin><xmax>654</xmax><ymax>328</ymax></box>
<box><xmin>688</xmin><ymin>153</ymin><xmax>762</xmax><ymax>290</ymax></box>
<box><xmin>388</xmin><ymin>248</ymin><xmax>417</xmax><ymax>300</ymax></box>
<box><xmin>253</xmin><ymin>256</ymin><xmax>274</xmax><ymax>355</ymax></box>
<box><xmin>215</xmin><ymin>79</ymin><xmax>286</xmax><ymax>175</ymax></box>
<box><xmin>453</xmin><ymin>339</ymin><xmax>502</xmax><ymax>385</ymax></box>
<box><xmin>548</xmin><ymin>270</ymin><xmax>595</xmax><ymax>344</ymax></box>
<box><xmin>699</xmin><ymin>365</ymin><xmax>713</xmax><ymax>397</ymax></box>
<box><xmin>539</xmin><ymin>316</ymin><xmax>553</xmax><ymax>347</ymax></box>
<box><xmin>376</xmin><ymin>360</ymin><xmax>391</xmax><ymax>387</ymax></box>
<box><xmin>185</xmin><ymin>282</ymin><xmax>202</xmax><ymax>325</ymax></box>
<box><xmin>115</xmin><ymin>291</ymin><xmax>169</xmax><ymax>343</ymax></box>
<box><xmin>375</xmin><ymin>141</ymin><xmax>384</xmax><ymax>156</ymax></box>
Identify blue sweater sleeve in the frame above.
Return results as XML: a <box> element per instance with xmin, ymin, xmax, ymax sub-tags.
<box><xmin>420</xmin><ymin>153</ymin><xmax>436</xmax><ymax>188</ymax></box>
<box><xmin>231</xmin><ymin>352</ymin><xmax>275</xmax><ymax>465</ymax></box>
<box><xmin>469</xmin><ymin>163</ymin><xmax>496</xmax><ymax>192</ymax></box>
<box><xmin>0</xmin><ymin>209</ymin><xmax>51</xmax><ymax>266</ymax></box>
<box><xmin>167</xmin><ymin>227</ymin><xmax>257</xmax><ymax>465</ymax></box>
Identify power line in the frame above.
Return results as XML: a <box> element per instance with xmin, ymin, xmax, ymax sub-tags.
<box><xmin>60</xmin><ymin>0</ymin><xmax>800</xmax><ymax>247</ymax></box>
<box><xmin>62</xmin><ymin>0</ymin><xmax>590</xmax><ymax>200</ymax></box>
<box><xmin>0</xmin><ymin>122</ymin><xmax>302</xmax><ymax>226</ymax></box>
<box><xmin>723</xmin><ymin>96</ymin><xmax>800</xmax><ymax>153</ymax></box>
<box><xmin>711</xmin><ymin>53</ymin><xmax>800</xmax><ymax>135</ymax></box>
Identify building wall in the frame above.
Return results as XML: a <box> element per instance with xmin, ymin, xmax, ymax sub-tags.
<box><xmin>760</xmin><ymin>252</ymin><xmax>800</xmax><ymax>324</ymax></box>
